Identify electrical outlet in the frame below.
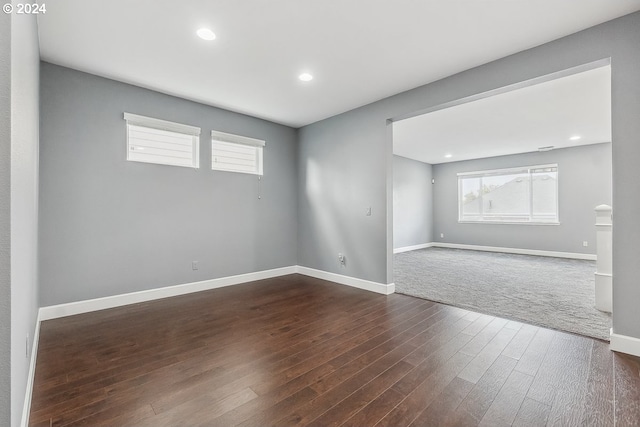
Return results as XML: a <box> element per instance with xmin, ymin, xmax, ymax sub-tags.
<box><xmin>338</xmin><ymin>253</ymin><xmax>346</xmax><ymax>266</ymax></box>
<box><xmin>440</xmin><ymin>233</ymin><xmax>444</xmax><ymax>239</ymax></box>
<box><xmin>583</xmin><ymin>241</ymin><xmax>588</xmax><ymax>247</ymax></box>
<box><xmin>365</xmin><ymin>207</ymin><xmax>372</xmax><ymax>216</ymax></box>
<box><xmin>192</xmin><ymin>261</ymin><xmax>199</xmax><ymax>270</ymax></box>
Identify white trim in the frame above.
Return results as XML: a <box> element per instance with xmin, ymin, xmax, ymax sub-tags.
<box><xmin>211</xmin><ymin>130</ymin><xmax>265</xmax><ymax>147</ymax></box>
<box><xmin>296</xmin><ymin>266</ymin><xmax>394</xmax><ymax>295</ymax></box>
<box><xmin>456</xmin><ymin>163</ymin><xmax>557</xmax><ymax>178</ymax></box>
<box><xmin>38</xmin><ymin>265</ymin><xmax>395</xmax><ymax>321</ymax></box>
<box><xmin>458</xmin><ymin>221</ymin><xmax>560</xmax><ymax>226</ymax></box>
<box><xmin>39</xmin><ymin>266</ymin><xmax>297</xmax><ymax>321</ymax></box>
<box><xmin>393</xmin><ymin>243</ymin><xmax>434</xmax><ymax>254</ymax></box>
<box><xmin>124</xmin><ymin>112</ymin><xmax>201</xmax><ymax>136</ymax></box>
<box><xmin>429</xmin><ymin>242</ymin><xmax>597</xmax><ymax>261</ymax></box>
<box><xmin>20</xmin><ymin>310</ymin><xmax>41</xmax><ymax>427</ymax></box>
<box><xmin>391</xmin><ymin>58</ymin><xmax>611</xmax><ymax>123</ymax></box>
<box><xmin>610</xmin><ymin>330</ymin><xmax>640</xmax><ymax>357</ymax></box>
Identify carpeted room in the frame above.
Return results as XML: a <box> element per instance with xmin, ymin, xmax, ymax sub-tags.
<box><xmin>392</xmin><ymin>66</ymin><xmax>613</xmax><ymax>341</ymax></box>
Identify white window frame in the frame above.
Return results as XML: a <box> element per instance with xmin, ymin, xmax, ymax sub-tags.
<box><xmin>457</xmin><ymin>163</ymin><xmax>559</xmax><ymax>225</ymax></box>
<box><xmin>124</xmin><ymin>113</ymin><xmax>200</xmax><ymax>169</ymax></box>
<box><xmin>211</xmin><ymin>130</ymin><xmax>265</xmax><ymax>176</ymax></box>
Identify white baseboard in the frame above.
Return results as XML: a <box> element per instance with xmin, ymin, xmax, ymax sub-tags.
<box><xmin>39</xmin><ymin>266</ymin><xmax>298</xmax><ymax>321</ymax></box>
<box><xmin>38</xmin><ymin>265</ymin><xmax>395</xmax><ymax>321</ymax></box>
<box><xmin>296</xmin><ymin>266</ymin><xmax>394</xmax><ymax>295</ymax></box>
<box><xmin>430</xmin><ymin>242</ymin><xmax>597</xmax><ymax>261</ymax></box>
<box><xmin>393</xmin><ymin>243</ymin><xmax>433</xmax><ymax>254</ymax></box>
<box><xmin>610</xmin><ymin>329</ymin><xmax>640</xmax><ymax>357</ymax></box>
<box><xmin>21</xmin><ymin>310</ymin><xmax>41</xmax><ymax>427</ymax></box>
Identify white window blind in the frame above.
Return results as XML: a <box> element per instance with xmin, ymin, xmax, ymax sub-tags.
<box><xmin>458</xmin><ymin>164</ymin><xmax>559</xmax><ymax>224</ymax></box>
<box><xmin>211</xmin><ymin>130</ymin><xmax>264</xmax><ymax>175</ymax></box>
<box><xmin>124</xmin><ymin>113</ymin><xmax>200</xmax><ymax>168</ymax></box>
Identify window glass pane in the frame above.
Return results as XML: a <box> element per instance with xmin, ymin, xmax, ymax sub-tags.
<box><xmin>532</xmin><ymin>168</ymin><xmax>558</xmax><ymax>221</ymax></box>
<box><xmin>458</xmin><ymin>164</ymin><xmax>558</xmax><ymax>224</ymax></box>
<box><xmin>482</xmin><ymin>173</ymin><xmax>529</xmax><ymax>221</ymax></box>
<box><xmin>460</xmin><ymin>177</ymin><xmax>482</xmax><ymax>220</ymax></box>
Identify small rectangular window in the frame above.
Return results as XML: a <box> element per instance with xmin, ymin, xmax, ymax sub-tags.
<box><xmin>211</xmin><ymin>130</ymin><xmax>264</xmax><ymax>175</ymax></box>
<box><xmin>458</xmin><ymin>164</ymin><xmax>558</xmax><ymax>224</ymax></box>
<box><xmin>124</xmin><ymin>113</ymin><xmax>200</xmax><ymax>168</ymax></box>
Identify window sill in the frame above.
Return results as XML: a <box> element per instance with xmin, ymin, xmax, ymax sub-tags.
<box><xmin>458</xmin><ymin>221</ymin><xmax>561</xmax><ymax>226</ymax></box>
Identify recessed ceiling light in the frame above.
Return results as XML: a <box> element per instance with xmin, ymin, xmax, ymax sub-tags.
<box><xmin>197</xmin><ymin>28</ymin><xmax>216</xmax><ymax>41</ymax></box>
<box><xmin>569</xmin><ymin>135</ymin><xmax>581</xmax><ymax>141</ymax></box>
<box><xmin>298</xmin><ymin>73</ymin><xmax>313</xmax><ymax>82</ymax></box>
<box><xmin>444</xmin><ymin>154</ymin><xmax>453</xmax><ymax>158</ymax></box>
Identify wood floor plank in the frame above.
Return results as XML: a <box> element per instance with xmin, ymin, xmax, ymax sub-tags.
<box><xmin>390</xmin><ymin>328</ymin><xmax>475</xmax><ymax>399</ymax></box>
<box><xmin>449</xmin><ymin>354</ymin><xmax>518</xmax><ymax>425</ymax></box>
<box><xmin>28</xmin><ymin>274</ymin><xmax>639</xmax><ymax>426</ymax></box>
<box><xmin>407</xmin><ymin>376</ymin><xmax>475</xmax><ymax>427</ymax></box>
<box><xmin>459</xmin><ymin>317</ymin><xmax>509</xmax><ymax>356</ymax></box>
<box><xmin>232</xmin><ymin>387</ymin><xmax>319</xmax><ymax>427</ymax></box>
<box><xmin>613</xmin><ymin>352</ymin><xmax>640</xmax><ymax>426</ymax></box>
<box><xmin>62</xmin><ymin>402</ymin><xmax>155</xmax><ymax>427</ymax></box>
<box><xmin>513</xmin><ymin>327</ymin><xmax>554</xmax><ymax>377</ymax></box>
<box><xmin>144</xmin><ymin>290</ymin><xmax>420</xmax><ymax>412</ymax></box>
<box><xmin>264</xmin><ymin>338</ymin><xmax>427</xmax><ymax>427</ymax></box>
<box><xmin>375</xmin><ymin>350</ymin><xmax>474</xmax><ymax>427</ymax></box>
<box><xmin>306</xmin><ymin>360</ymin><xmax>414</xmax><ymax>427</ymax></box>
<box><xmin>478</xmin><ymin>370</ymin><xmax>534</xmax><ymax>426</ymax></box>
<box><xmin>457</xmin><ymin>325</ymin><xmax>518</xmax><ymax>384</ymax></box>
<box><xmin>583</xmin><ymin>340</ymin><xmax>614</xmax><ymax>426</ymax></box>
<box><xmin>306</xmin><ymin>306</ymin><xmax>457</xmax><ymax>396</ymax></box>
<box><xmin>505</xmin><ymin>320</ymin><xmax>524</xmax><ymax>331</ymax></box>
<box><xmin>270</xmin><ymin>309</ymin><xmax>471</xmax><ymax>427</ymax></box>
<box><xmin>502</xmin><ymin>324</ymin><xmax>539</xmax><ymax>361</ymax></box>
<box><xmin>197</xmin><ymin>305</ymin><xmax>452</xmax><ymax>427</ymax></box>
<box><xmin>140</xmin><ymin>387</ymin><xmax>259</xmax><ymax>427</ymax></box>
<box><xmin>460</xmin><ymin>314</ymin><xmax>494</xmax><ymax>337</ymax></box>
<box><xmin>400</xmin><ymin>311</ymin><xmax>479</xmax><ymax>367</ymax></box>
<box><xmin>527</xmin><ymin>332</ymin><xmax>592</xmax><ymax>409</ymax></box>
<box><xmin>512</xmin><ymin>397</ymin><xmax>551</xmax><ymax>427</ymax></box>
<box><xmin>340</xmin><ymin>387</ymin><xmax>405</xmax><ymax>427</ymax></box>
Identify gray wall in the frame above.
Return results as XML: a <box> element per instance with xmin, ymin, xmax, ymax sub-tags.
<box><xmin>297</xmin><ymin>109</ymin><xmax>390</xmax><ymax>282</ymax></box>
<box><xmin>39</xmin><ymin>63</ymin><xmax>298</xmax><ymax>306</ymax></box>
<box><xmin>432</xmin><ymin>143</ymin><xmax>611</xmax><ymax>254</ymax></box>
<box><xmin>297</xmin><ymin>12</ymin><xmax>640</xmax><ymax>339</ymax></box>
<box><xmin>0</xmin><ymin>9</ymin><xmax>11</xmax><ymax>427</ymax></box>
<box><xmin>393</xmin><ymin>155</ymin><xmax>433</xmax><ymax>249</ymax></box>
<box><xmin>11</xmin><ymin>13</ymin><xmax>40</xmax><ymax>427</ymax></box>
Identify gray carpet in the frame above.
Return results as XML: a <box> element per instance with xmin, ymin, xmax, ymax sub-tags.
<box><xmin>394</xmin><ymin>247</ymin><xmax>611</xmax><ymax>341</ymax></box>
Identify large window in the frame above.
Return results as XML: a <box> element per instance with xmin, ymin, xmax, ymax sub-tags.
<box><xmin>124</xmin><ymin>113</ymin><xmax>200</xmax><ymax>168</ymax></box>
<box><xmin>458</xmin><ymin>164</ymin><xmax>558</xmax><ymax>224</ymax></box>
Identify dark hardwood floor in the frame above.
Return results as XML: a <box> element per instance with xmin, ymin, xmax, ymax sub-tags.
<box><xmin>29</xmin><ymin>274</ymin><xmax>640</xmax><ymax>426</ymax></box>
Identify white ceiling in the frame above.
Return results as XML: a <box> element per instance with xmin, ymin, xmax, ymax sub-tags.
<box><xmin>393</xmin><ymin>66</ymin><xmax>612</xmax><ymax>165</ymax></box>
<box><xmin>37</xmin><ymin>1</ymin><xmax>640</xmax><ymax>128</ymax></box>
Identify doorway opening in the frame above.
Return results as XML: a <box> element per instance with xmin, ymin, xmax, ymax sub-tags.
<box><xmin>390</xmin><ymin>61</ymin><xmax>612</xmax><ymax>340</ymax></box>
